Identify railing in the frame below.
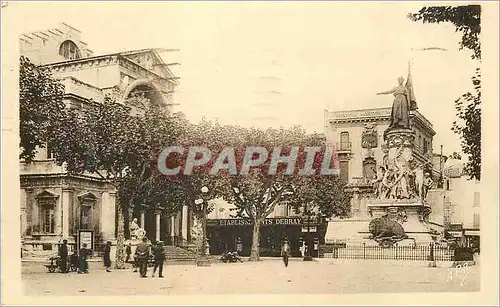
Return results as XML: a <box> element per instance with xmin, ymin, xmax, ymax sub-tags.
<box><xmin>336</xmin><ymin>142</ymin><xmax>352</xmax><ymax>151</ymax></box>
<box><xmin>322</xmin><ymin>244</ymin><xmax>455</xmax><ymax>261</ymax></box>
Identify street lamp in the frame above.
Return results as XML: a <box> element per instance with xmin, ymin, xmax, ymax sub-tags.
<box><xmin>303</xmin><ymin>203</ymin><xmax>313</xmax><ymax>261</ymax></box>
<box><xmin>195</xmin><ymin>186</ymin><xmax>211</xmax><ymax>267</ymax></box>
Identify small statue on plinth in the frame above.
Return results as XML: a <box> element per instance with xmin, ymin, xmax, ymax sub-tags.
<box><xmin>130</xmin><ymin>218</ymin><xmax>145</xmax><ymax>240</ymax></box>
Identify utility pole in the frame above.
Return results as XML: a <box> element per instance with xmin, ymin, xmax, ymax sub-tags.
<box><xmin>438</xmin><ymin>145</ymin><xmax>444</xmax><ymax>188</ymax></box>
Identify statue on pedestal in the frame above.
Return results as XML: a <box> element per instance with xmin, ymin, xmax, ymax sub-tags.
<box><xmin>377</xmin><ymin>77</ymin><xmax>411</xmax><ymax>130</ymax></box>
<box><xmin>130</xmin><ymin>218</ymin><xmax>145</xmax><ymax>240</ymax></box>
<box><xmin>377</xmin><ymin>62</ymin><xmax>418</xmax><ymax>130</ymax></box>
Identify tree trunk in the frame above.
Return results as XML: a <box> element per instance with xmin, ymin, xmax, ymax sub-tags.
<box><xmin>249</xmin><ymin>219</ymin><xmax>261</xmax><ymax>261</ymax></box>
<box><xmin>114</xmin><ymin>202</ymin><xmax>126</xmax><ymax>269</ymax></box>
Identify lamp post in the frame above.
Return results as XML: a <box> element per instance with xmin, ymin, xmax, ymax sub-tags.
<box><xmin>303</xmin><ymin>203</ymin><xmax>313</xmax><ymax>261</ymax></box>
<box><xmin>195</xmin><ymin>186</ymin><xmax>211</xmax><ymax>267</ymax></box>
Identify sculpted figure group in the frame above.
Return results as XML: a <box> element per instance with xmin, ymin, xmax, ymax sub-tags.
<box><xmin>370</xmin><ymin>145</ymin><xmax>433</xmax><ymax>201</ymax></box>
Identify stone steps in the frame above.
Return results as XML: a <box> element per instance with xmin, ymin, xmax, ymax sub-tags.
<box><xmin>164</xmin><ymin>246</ymin><xmax>197</xmax><ymax>260</ymax></box>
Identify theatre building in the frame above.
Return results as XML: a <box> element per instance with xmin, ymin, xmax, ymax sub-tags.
<box><xmin>19</xmin><ymin>23</ymin><xmax>183</xmax><ymax>255</ymax></box>
<box><xmin>206</xmin><ymin>199</ymin><xmax>326</xmax><ymax>257</ymax></box>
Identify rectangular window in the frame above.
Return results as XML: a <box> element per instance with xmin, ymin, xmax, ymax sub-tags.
<box><xmin>473</xmin><ymin>192</ymin><xmax>480</xmax><ymax>207</ymax></box>
<box><xmin>340</xmin><ymin>160</ymin><xmax>349</xmax><ymax>183</ymax></box>
<box><xmin>473</xmin><ymin>213</ymin><xmax>480</xmax><ymax>228</ymax></box>
<box><xmin>38</xmin><ymin>198</ymin><xmax>55</xmax><ymax>233</ymax></box>
<box><xmin>340</xmin><ymin>132</ymin><xmax>350</xmax><ymax>151</ymax></box>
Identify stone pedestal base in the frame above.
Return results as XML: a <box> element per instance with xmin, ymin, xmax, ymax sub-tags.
<box><xmin>367</xmin><ymin>199</ymin><xmax>434</xmax><ymax>245</ymax></box>
<box><xmin>325</xmin><ymin>199</ymin><xmax>435</xmax><ymax>247</ymax></box>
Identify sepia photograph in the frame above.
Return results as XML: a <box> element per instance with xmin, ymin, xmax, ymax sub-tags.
<box><xmin>1</xmin><ymin>1</ymin><xmax>498</xmax><ymax>306</ymax></box>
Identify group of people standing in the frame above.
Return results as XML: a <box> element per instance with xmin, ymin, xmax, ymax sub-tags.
<box><xmin>57</xmin><ymin>239</ymin><xmax>91</xmax><ymax>274</ymax></box>
<box><xmin>57</xmin><ymin>238</ymin><xmax>165</xmax><ymax>277</ymax></box>
<box><xmin>126</xmin><ymin>237</ymin><xmax>166</xmax><ymax>278</ymax></box>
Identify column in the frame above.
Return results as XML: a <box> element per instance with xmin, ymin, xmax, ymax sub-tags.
<box><xmin>155</xmin><ymin>211</ymin><xmax>161</xmax><ymax>242</ymax></box>
<box><xmin>101</xmin><ymin>191</ymin><xmax>116</xmax><ymax>241</ymax></box>
<box><xmin>27</xmin><ymin>189</ymin><xmax>37</xmax><ymax>234</ymax></box>
<box><xmin>182</xmin><ymin>204</ymin><xmax>188</xmax><ymax>242</ymax></box>
<box><xmin>170</xmin><ymin>216</ymin><xmax>175</xmax><ymax>245</ymax></box>
<box><xmin>127</xmin><ymin>205</ymin><xmax>134</xmax><ymax>239</ymax></box>
<box><xmin>61</xmin><ymin>187</ymin><xmax>72</xmax><ymax>238</ymax></box>
<box><xmin>140</xmin><ymin>210</ymin><xmax>146</xmax><ymax>229</ymax></box>
<box><xmin>20</xmin><ymin>189</ymin><xmax>27</xmax><ymax>236</ymax></box>
<box><xmin>55</xmin><ymin>191</ymin><xmax>63</xmax><ymax>236</ymax></box>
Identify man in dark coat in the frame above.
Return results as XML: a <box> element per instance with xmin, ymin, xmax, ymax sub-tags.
<box><xmin>281</xmin><ymin>241</ymin><xmax>291</xmax><ymax>267</ymax></box>
<box><xmin>58</xmin><ymin>239</ymin><xmax>69</xmax><ymax>273</ymax></box>
<box><xmin>104</xmin><ymin>241</ymin><xmax>112</xmax><ymax>272</ymax></box>
<box><xmin>152</xmin><ymin>241</ymin><xmax>166</xmax><ymax>278</ymax></box>
<box><xmin>135</xmin><ymin>237</ymin><xmax>150</xmax><ymax>278</ymax></box>
<box><xmin>78</xmin><ymin>243</ymin><xmax>89</xmax><ymax>274</ymax></box>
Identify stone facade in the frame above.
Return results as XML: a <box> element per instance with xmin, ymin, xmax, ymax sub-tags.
<box><xmin>20</xmin><ymin>23</ymin><xmax>186</xmax><ymax>253</ymax></box>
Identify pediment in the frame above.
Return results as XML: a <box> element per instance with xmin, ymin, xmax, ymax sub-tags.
<box><xmin>36</xmin><ymin>190</ymin><xmax>59</xmax><ymax>199</ymax></box>
<box><xmin>77</xmin><ymin>191</ymin><xmax>98</xmax><ymax>201</ymax></box>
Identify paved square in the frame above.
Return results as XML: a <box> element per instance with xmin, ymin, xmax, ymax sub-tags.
<box><xmin>22</xmin><ymin>259</ymin><xmax>479</xmax><ymax>296</ymax></box>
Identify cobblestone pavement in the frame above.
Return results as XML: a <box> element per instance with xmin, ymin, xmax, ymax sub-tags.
<box><xmin>22</xmin><ymin>258</ymin><xmax>479</xmax><ymax>296</ymax></box>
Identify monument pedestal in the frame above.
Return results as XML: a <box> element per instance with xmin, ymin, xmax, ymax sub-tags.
<box><xmin>367</xmin><ymin>199</ymin><xmax>434</xmax><ymax>246</ymax></box>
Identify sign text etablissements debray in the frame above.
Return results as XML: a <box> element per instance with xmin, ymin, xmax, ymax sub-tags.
<box><xmin>208</xmin><ymin>218</ymin><xmax>303</xmax><ymax>227</ymax></box>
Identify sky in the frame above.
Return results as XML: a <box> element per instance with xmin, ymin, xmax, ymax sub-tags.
<box><xmin>4</xmin><ymin>1</ymin><xmax>479</xmax><ymax>155</ymax></box>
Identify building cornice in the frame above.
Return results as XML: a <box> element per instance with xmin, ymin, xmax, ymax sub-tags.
<box><xmin>326</xmin><ymin>107</ymin><xmax>435</xmax><ymax>135</ymax></box>
<box><xmin>41</xmin><ymin>50</ymin><xmax>178</xmax><ymax>86</ymax></box>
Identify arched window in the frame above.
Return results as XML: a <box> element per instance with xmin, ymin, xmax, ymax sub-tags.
<box><xmin>59</xmin><ymin>40</ymin><xmax>81</xmax><ymax>60</ymax></box>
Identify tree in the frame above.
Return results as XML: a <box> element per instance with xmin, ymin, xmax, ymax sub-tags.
<box><xmin>452</xmin><ymin>68</ymin><xmax>481</xmax><ymax>180</ymax></box>
<box><xmin>19</xmin><ymin>56</ymin><xmax>66</xmax><ymax>163</ymax></box>
<box><xmin>408</xmin><ymin>5</ymin><xmax>481</xmax><ymax>60</ymax></box>
<box><xmin>51</xmin><ymin>96</ymin><xmax>183</xmax><ymax>268</ymax></box>
<box><xmin>216</xmin><ymin>126</ymin><xmax>348</xmax><ymax>261</ymax></box>
<box><xmin>408</xmin><ymin>5</ymin><xmax>481</xmax><ymax>180</ymax></box>
<box><xmin>162</xmin><ymin>119</ymin><xmax>229</xmax><ymax>256</ymax></box>
<box><xmin>117</xmin><ymin>105</ymin><xmax>187</xmax><ymax>239</ymax></box>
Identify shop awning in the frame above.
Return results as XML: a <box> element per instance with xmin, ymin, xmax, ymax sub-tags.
<box><xmin>324</xmin><ymin>220</ymin><xmax>369</xmax><ymax>244</ymax></box>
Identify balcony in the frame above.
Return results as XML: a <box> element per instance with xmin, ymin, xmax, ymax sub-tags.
<box><xmin>336</xmin><ymin>142</ymin><xmax>352</xmax><ymax>153</ymax></box>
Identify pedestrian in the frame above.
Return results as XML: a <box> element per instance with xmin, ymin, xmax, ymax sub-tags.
<box><xmin>104</xmin><ymin>241</ymin><xmax>112</xmax><ymax>272</ymax></box>
<box><xmin>134</xmin><ymin>237</ymin><xmax>150</xmax><ymax>278</ymax></box>
<box><xmin>125</xmin><ymin>243</ymin><xmax>132</xmax><ymax>263</ymax></box>
<box><xmin>78</xmin><ymin>243</ymin><xmax>89</xmax><ymax>274</ymax></box>
<box><xmin>58</xmin><ymin>239</ymin><xmax>69</xmax><ymax>273</ymax></box>
<box><xmin>152</xmin><ymin>241</ymin><xmax>165</xmax><ymax>278</ymax></box>
<box><xmin>281</xmin><ymin>241</ymin><xmax>291</xmax><ymax>267</ymax></box>
<box><xmin>299</xmin><ymin>242</ymin><xmax>306</xmax><ymax>258</ymax></box>
<box><xmin>69</xmin><ymin>250</ymin><xmax>78</xmax><ymax>271</ymax></box>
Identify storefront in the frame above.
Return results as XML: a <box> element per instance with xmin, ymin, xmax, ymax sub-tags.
<box><xmin>206</xmin><ymin>217</ymin><xmax>327</xmax><ymax>257</ymax></box>
<box><xmin>464</xmin><ymin>229</ymin><xmax>480</xmax><ymax>251</ymax></box>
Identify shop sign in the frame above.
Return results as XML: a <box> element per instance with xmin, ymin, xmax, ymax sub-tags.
<box><xmin>449</xmin><ymin>224</ymin><xmax>463</xmax><ymax>231</ymax></box>
<box><xmin>448</xmin><ymin>231</ymin><xmax>463</xmax><ymax>238</ymax></box>
<box><xmin>210</xmin><ymin>218</ymin><xmax>303</xmax><ymax>227</ymax></box>
<box><xmin>301</xmin><ymin>226</ymin><xmax>317</xmax><ymax>233</ymax></box>
<box><xmin>464</xmin><ymin>230</ymin><xmax>480</xmax><ymax>236</ymax></box>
